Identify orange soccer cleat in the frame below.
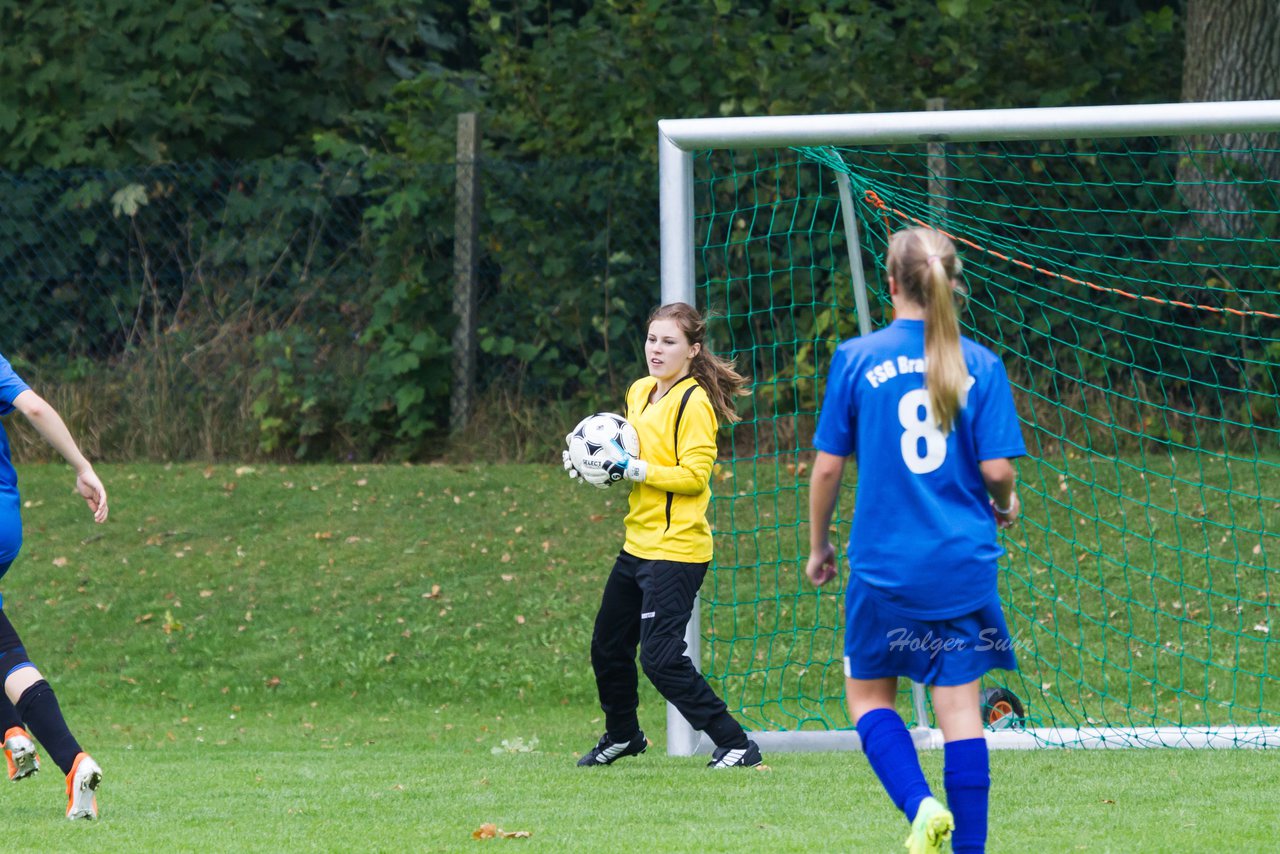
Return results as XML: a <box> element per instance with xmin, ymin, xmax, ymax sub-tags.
<box><xmin>65</xmin><ymin>752</ymin><xmax>102</xmax><ymax>820</ymax></box>
<box><xmin>3</xmin><ymin>726</ymin><xmax>39</xmax><ymax>782</ymax></box>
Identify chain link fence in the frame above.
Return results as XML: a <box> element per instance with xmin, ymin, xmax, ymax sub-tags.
<box><xmin>0</xmin><ymin>150</ymin><xmax>659</xmax><ymax>462</ymax></box>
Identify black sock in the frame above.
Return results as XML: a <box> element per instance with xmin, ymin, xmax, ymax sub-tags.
<box><xmin>605</xmin><ymin>712</ymin><xmax>641</xmax><ymax>743</ymax></box>
<box><xmin>15</xmin><ymin>680</ymin><xmax>82</xmax><ymax>775</ymax></box>
<box><xmin>0</xmin><ymin>693</ymin><xmax>22</xmax><ymax>733</ymax></box>
<box><xmin>704</xmin><ymin>711</ymin><xmax>749</xmax><ymax>750</ymax></box>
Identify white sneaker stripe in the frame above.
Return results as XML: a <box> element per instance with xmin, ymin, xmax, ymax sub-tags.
<box><xmin>712</xmin><ymin>749</ymin><xmax>745</xmax><ymax>767</ymax></box>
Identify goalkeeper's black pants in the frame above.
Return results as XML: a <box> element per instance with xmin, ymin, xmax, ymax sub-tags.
<box><xmin>589</xmin><ymin>550</ymin><xmax>748</xmax><ymax>749</ymax></box>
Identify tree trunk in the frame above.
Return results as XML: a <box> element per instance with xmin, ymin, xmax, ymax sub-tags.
<box><xmin>1177</xmin><ymin>0</ymin><xmax>1280</xmax><ymax>239</ymax></box>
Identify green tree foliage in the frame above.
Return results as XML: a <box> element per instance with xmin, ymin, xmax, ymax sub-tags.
<box><xmin>0</xmin><ymin>0</ymin><xmax>1196</xmax><ymax>459</ymax></box>
<box><xmin>443</xmin><ymin>0</ymin><xmax>1180</xmax><ymax>162</ymax></box>
<box><xmin>0</xmin><ymin>0</ymin><xmax>468</xmax><ymax>170</ymax></box>
<box><xmin>367</xmin><ymin>0</ymin><xmax>1183</xmax><ymax>418</ymax></box>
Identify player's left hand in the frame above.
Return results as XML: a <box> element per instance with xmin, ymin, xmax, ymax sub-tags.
<box><xmin>602</xmin><ymin>455</ymin><xmax>646</xmax><ymax>483</ymax></box>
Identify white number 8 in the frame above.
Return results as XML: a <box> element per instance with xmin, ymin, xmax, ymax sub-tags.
<box><xmin>897</xmin><ymin>388</ymin><xmax>946</xmax><ymax>474</ymax></box>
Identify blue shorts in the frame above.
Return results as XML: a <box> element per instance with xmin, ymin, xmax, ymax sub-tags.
<box><xmin>843</xmin><ymin>574</ymin><xmax>1018</xmax><ymax>686</ymax></box>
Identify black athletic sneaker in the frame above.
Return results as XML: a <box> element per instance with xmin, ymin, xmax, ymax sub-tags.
<box><xmin>576</xmin><ymin>730</ymin><xmax>648</xmax><ymax>766</ymax></box>
<box><xmin>706</xmin><ymin>739</ymin><xmax>763</xmax><ymax>769</ymax></box>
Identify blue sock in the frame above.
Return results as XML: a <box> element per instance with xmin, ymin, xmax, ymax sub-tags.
<box><xmin>856</xmin><ymin>708</ymin><xmax>932</xmax><ymax>823</ymax></box>
<box><xmin>944</xmin><ymin>737</ymin><xmax>990</xmax><ymax>854</ymax></box>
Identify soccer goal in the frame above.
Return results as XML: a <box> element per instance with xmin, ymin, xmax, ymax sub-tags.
<box><xmin>658</xmin><ymin>100</ymin><xmax>1280</xmax><ymax>754</ymax></box>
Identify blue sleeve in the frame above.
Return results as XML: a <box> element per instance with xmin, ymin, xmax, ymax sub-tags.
<box><xmin>813</xmin><ymin>345</ymin><xmax>856</xmax><ymax>457</ymax></box>
<box><xmin>971</xmin><ymin>355</ymin><xmax>1026</xmax><ymax>461</ymax></box>
<box><xmin>0</xmin><ymin>354</ymin><xmax>30</xmax><ymax>416</ymax></box>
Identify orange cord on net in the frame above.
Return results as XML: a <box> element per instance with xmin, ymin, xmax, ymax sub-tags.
<box><xmin>861</xmin><ymin>190</ymin><xmax>1280</xmax><ymax>321</ymax></box>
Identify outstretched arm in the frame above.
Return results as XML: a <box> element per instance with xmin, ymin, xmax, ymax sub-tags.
<box><xmin>12</xmin><ymin>390</ymin><xmax>108</xmax><ymax>523</ymax></box>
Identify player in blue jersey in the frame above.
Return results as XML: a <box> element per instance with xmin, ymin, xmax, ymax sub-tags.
<box><xmin>806</xmin><ymin>227</ymin><xmax>1025</xmax><ymax>854</ymax></box>
<box><xmin>0</xmin><ymin>353</ymin><xmax>106</xmax><ymax>819</ymax></box>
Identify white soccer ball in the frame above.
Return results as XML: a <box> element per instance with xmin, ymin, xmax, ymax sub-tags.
<box><xmin>566</xmin><ymin>412</ymin><xmax>640</xmax><ymax>486</ymax></box>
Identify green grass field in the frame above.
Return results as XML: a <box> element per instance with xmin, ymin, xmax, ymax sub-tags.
<box><xmin>5</xmin><ymin>462</ymin><xmax>1277</xmax><ymax>852</ymax></box>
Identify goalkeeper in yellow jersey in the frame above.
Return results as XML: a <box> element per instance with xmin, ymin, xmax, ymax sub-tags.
<box><xmin>565</xmin><ymin>302</ymin><xmax>761</xmax><ymax>768</ymax></box>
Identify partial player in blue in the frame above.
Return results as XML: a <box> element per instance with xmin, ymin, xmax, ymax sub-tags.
<box><xmin>0</xmin><ymin>353</ymin><xmax>107</xmax><ymax>819</ymax></box>
<box><xmin>806</xmin><ymin>227</ymin><xmax>1026</xmax><ymax>854</ymax></box>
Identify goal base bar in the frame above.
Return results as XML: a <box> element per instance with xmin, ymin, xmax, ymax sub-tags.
<box><xmin>679</xmin><ymin>726</ymin><xmax>1280</xmax><ymax>754</ymax></box>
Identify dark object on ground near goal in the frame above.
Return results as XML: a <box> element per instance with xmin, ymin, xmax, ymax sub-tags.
<box><xmin>981</xmin><ymin>687</ymin><xmax>1026</xmax><ymax>730</ymax></box>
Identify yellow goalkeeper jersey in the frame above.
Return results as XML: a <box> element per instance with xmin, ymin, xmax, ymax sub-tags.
<box><xmin>621</xmin><ymin>375</ymin><xmax>717</xmax><ymax>563</ymax></box>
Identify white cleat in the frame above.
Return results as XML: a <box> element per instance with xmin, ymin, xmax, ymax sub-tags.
<box><xmin>66</xmin><ymin>752</ymin><xmax>102</xmax><ymax>820</ymax></box>
<box><xmin>3</xmin><ymin>727</ymin><xmax>39</xmax><ymax>781</ymax></box>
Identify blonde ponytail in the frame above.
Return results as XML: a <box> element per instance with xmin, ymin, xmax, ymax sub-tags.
<box><xmin>886</xmin><ymin>228</ymin><xmax>968</xmax><ymax>433</ymax></box>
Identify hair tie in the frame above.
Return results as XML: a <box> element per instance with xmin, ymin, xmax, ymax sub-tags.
<box><xmin>926</xmin><ymin>254</ymin><xmax>942</xmax><ymax>265</ymax></box>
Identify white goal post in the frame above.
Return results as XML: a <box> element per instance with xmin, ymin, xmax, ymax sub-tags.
<box><xmin>658</xmin><ymin>99</ymin><xmax>1280</xmax><ymax>755</ymax></box>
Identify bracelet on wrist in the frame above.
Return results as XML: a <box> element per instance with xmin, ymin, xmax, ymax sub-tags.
<box><xmin>992</xmin><ymin>499</ymin><xmax>1014</xmax><ymax>514</ymax></box>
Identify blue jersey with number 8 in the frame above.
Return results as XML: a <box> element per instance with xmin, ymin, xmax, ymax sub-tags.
<box><xmin>813</xmin><ymin>319</ymin><xmax>1026</xmax><ymax>620</ymax></box>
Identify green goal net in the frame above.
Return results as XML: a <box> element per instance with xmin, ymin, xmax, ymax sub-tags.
<box><xmin>660</xmin><ymin>103</ymin><xmax>1280</xmax><ymax>750</ymax></box>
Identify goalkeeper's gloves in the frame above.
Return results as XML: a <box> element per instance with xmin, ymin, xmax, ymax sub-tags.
<box><xmin>562</xmin><ymin>449</ymin><xmax>609</xmax><ymax>489</ymax></box>
<box><xmin>561</xmin><ymin>449</ymin><xmax>580</xmax><ymax>483</ymax></box>
<box><xmin>603</xmin><ymin>454</ymin><xmax>647</xmax><ymax>483</ymax></box>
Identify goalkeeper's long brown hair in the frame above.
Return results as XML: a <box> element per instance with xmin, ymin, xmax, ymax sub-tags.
<box><xmin>886</xmin><ymin>227</ymin><xmax>969</xmax><ymax>433</ymax></box>
<box><xmin>650</xmin><ymin>302</ymin><xmax>750</xmax><ymax>424</ymax></box>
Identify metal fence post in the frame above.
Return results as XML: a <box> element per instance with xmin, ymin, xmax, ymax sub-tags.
<box><xmin>451</xmin><ymin>112</ymin><xmax>480</xmax><ymax>434</ymax></box>
<box><xmin>926</xmin><ymin>97</ymin><xmax>949</xmax><ymax>210</ymax></box>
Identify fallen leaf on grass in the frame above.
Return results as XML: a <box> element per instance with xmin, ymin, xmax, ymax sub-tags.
<box><xmin>471</xmin><ymin>823</ymin><xmax>532</xmax><ymax>840</ymax></box>
<box><xmin>491</xmin><ymin>736</ymin><xmax>538</xmax><ymax>754</ymax></box>
<box><xmin>423</xmin><ymin>584</ymin><xmax>442</xmax><ymax>599</ymax></box>
<box><xmin>52</xmin><ymin>556</ymin><xmax>68</xmax><ymax>567</ymax></box>
<box><xmin>161</xmin><ymin>610</ymin><xmax>183</xmax><ymax>634</ymax></box>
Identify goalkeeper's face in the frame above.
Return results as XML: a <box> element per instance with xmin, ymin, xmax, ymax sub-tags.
<box><xmin>645</xmin><ymin>319</ymin><xmax>700</xmax><ymax>383</ymax></box>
